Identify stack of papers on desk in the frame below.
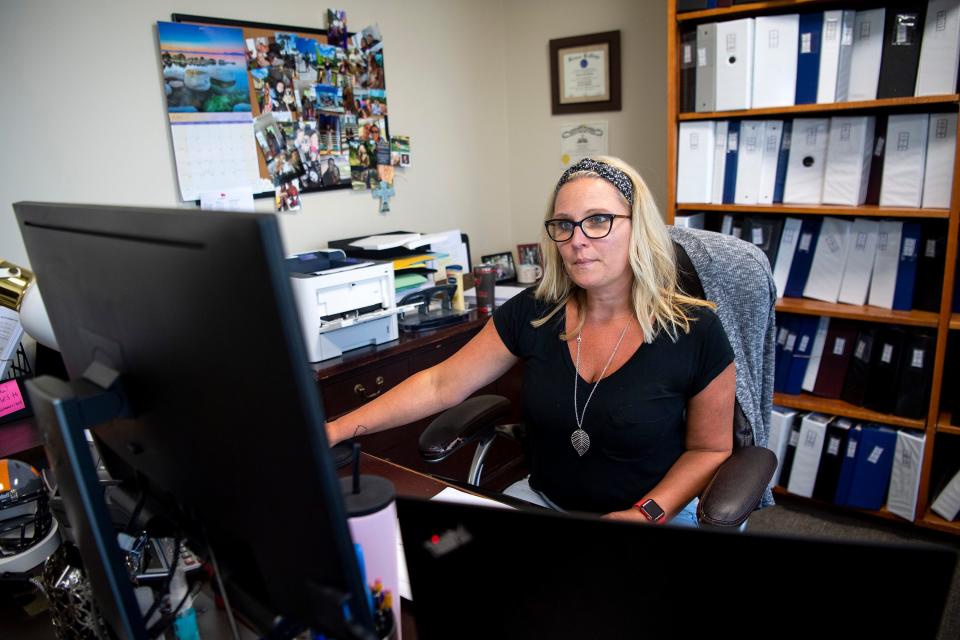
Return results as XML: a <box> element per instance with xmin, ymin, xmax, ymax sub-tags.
<box><xmin>350</xmin><ymin>232</ymin><xmax>451</xmax><ymax>251</ymax></box>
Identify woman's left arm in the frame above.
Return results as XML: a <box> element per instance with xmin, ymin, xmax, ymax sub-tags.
<box><xmin>604</xmin><ymin>362</ymin><xmax>735</xmax><ymax>523</ymax></box>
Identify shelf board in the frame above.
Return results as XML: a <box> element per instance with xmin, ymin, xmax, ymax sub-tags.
<box><xmin>674</xmin><ymin>203</ymin><xmax>951</xmax><ymax>219</ymax></box>
<box><xmin>951</xmin><ymin>314</ymin><xmax>960</xmax><ymax>330</ymax></box>
<box><xmin>677</xmin><ymin>0</ymin><xmax>835</xmax><ymax>22</ymax></box>
<box><xmin>773</xmin><ymin>392</ymin><xmax>926</xmax><ymax>430</ymax></box>
<box><xmin>938</xmin><ymin>411</ymin><xmax>960</xmax><ymax>435</ymax></box>
<box><xmin>775</xmin><ymin>297</ymin><xmax>940</xmax><ymax>328</ymax></box>
<box><xmin>772</xmin><ymin>487</ymin><xmax>910</xmax><ymax>524</ymax></box>
<box><xmin>678</xmin><ymin>95</ymin><xmax>960</xmax><ymax>121</ymax></box>
<box><xmin>920</xmin><ymin>510</ymin><xmax>960</xmax><ymax>535</ymax></box>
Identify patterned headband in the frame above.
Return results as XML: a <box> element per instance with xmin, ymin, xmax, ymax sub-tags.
<box><xmin>555</xmin><ymin>158</ymin><xmax>635</xmax><ymax>206</ymax></box>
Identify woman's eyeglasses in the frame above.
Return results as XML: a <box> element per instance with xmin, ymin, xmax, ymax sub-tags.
<box><xmin>544</xmin><ymin>213</ymin><xmax>630</xmax><ymax>242</ymax></box>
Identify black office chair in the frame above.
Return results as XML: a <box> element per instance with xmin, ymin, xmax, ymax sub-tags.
<box><xmin>417</xmin><ymin>229</ymin><xmax>778</xmax><ymax>528</ymax></box>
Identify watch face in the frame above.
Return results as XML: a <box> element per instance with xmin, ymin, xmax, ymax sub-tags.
<box><xmin>641</xmin><ymin>499</ymin><xmax>665</xmax><ymax>522</ymax></box>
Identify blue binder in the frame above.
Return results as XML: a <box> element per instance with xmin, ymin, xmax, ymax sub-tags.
<box><xmin>833</xmin><ymin>425</ymin><xmax>862</xmax><ymax>506</ymax></box>
<box><xmin>845</xmin><ymin>425</ymin><xmax>898</xmax><ymax>511</ymax></box>
<box><xmin>784</xmin><ymin>217</ymin><xmax>823</xmax><ymax>298</ymax></box>
<box><xmin>795</xmin><ymin>13</ymin><xmax>823</xmax><ymax>105</ymax></box>
<box><xmin>722</xmin><ymin>121</ymin><xmax>740</xmax><ymax>204</ymax></box>
<box><xmin>774</xmin><ymin>315</ymin><xmax>798</xmax><ymax>393</ymax></box>
<box><xmin>772</xmin><ymin>120</ymin><xmax>793</xmax><ymax>204</ymax></box>
<box><xmin>892</xmin><ymin>222</ymin><xmax>921</xmax><ymax>311</ymax></box>
<box><xmin>784</xmin><ymin>315</ymin><xmax>820</xmax><ymax>395</ymax></box>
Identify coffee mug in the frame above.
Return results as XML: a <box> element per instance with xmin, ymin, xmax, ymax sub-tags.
<box><xmin>517</xmin><ymin>263</ymin><xmax>543</xmax><ymax>284</ymax></box>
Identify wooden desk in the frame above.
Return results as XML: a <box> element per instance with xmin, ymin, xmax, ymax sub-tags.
<box><xmin>314</xmin><ymin>313</ymin><xmax>526</xmax><ymax>490</ymax></box>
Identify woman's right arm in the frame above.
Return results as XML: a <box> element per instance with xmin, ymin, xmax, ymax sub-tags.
<box><xmin>325</xmin><ymin>319</ymin><xmax>519</xmax><ymax>445</ymax></box>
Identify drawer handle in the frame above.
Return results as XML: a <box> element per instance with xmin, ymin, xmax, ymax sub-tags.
<box><xmin>354</xmin><ymin>376</ymin><xmax>385</xmax><ymax>400</ymax></box>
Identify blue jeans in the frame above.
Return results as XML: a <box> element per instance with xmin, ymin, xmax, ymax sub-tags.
<box><xmin>503</xmin><ymin>476</ymin><xmax>700</xmax><ymax>528</ymax></box>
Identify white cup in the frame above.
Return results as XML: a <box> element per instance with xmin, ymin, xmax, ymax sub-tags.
<box><xmin>517</xmin><ymin>263</ymin><xmax>543</xmax><ymax>284</ymax></box>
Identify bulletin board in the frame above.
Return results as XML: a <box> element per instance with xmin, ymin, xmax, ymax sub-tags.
<box><xmin>158</xmin><ymin>13</ymin><xmax>393</xmax><ymax>209</ymax></box>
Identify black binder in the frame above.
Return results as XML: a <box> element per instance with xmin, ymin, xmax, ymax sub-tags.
<box><xmin>863</xmin><ymin>326</ymin><xmax>908</xmax><ymax>415</ymax></box>
<box><xmin>742</xmin><ymin>217</ymin><xmax>784</xmax><ymax>270</ymax></box>
<box><xmin>841</xmin><ymin>328</ymin><xmax>876</xmax><ymax>407</ymax></box>
<box><xmin>914</xmin><ymin>229</ymin><xmax>946</xmax><ymax>311</ymax></box>
<box><xmin>877</xmin><ymin>6</ymin><xmax>927</xmax><ymax>99</ymax></box>
<box><xmin>812</xmin><ymin>418</ymin><xmax>853</xmax><ymax>502</ymax></box>
<box><xmin>679</xmin><ymin>28</ymin><xmax>697</xmax><ymax>113</ymax></box>
<box><xmin>677</xmin><ymin>0</ymin><xmax>709</xmax><ymax>11</ymax></box>
<box><xmin>777</xmin><ymin>418</ymin><xmax>803</xmax><ymax>489</ymax></box>
<box><xmin>895</xmin><ymin>330</ymin><xmax>936</xmax><ymax>419</ymax></box>
<box><xmin>864</xmin><ymin>115</ymin><xmax>887</xmax><ymax>206</ymax></box>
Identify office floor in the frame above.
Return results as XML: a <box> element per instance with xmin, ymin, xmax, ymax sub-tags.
<box><xmin>4</xmin><ymin>500</ymin><xmax>959</xmax><ymax>640</ymax></box>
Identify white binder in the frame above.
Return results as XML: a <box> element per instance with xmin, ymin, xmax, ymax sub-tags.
<box><xmin>715</xmin><ymin>18</ymin><xmax>755</xmax><ymax>111</ymax></box>
<box><xmin>822</xmin><ymin>116</ymin><xmax>876</xmax><ymax>206</ymax></box>
<box><xmin>880</xmin><ymin>114</ymin><xmax>930</xmax><ymax>208</ymax></box>
<box><xmin>768</xmin><ymin>406</ymin><xmax>798</xmax><ymax>488</ymax></box>
<box><xmin>818</xmin><ymin>10</ymin><xmax>856</xmax><ymax>103</ymax></box>
<box><xmin>757</xmin><ymin>120</ymin><xmax>784</xmax><ymax>204</ymax></box>
<box><xmin>916</xmin><ymin>0</ymin><xmax>960</xmax><ymax>96</ymax></box>
<box><xmin>867</xmin><ymin>220</ymin><xmax>904</xmax><ymax>309</ymax></box>
<box><xmin>803</xmin><ymin>216</ymin><xmax>852</xmax><ymax>303</ymax></box>
<box><xmin>676</xmin><ymin>122</ymin><xmax>716</xmax><ymax>203</ymax></box>
<box><xmin>772</xmin><ymin>217</ymin><xmax>803</xmax><ymax>297</ymax></box>
<box><xmin>783</xmin><ymin>118</ymin><xmax>830</xmax><ymax>204</ymax></box>
<box><xmin>846</xmin><ymin>8</ymin><xmax>886</xmax><ymax>101</ymax></box>
<box><xmin>753</xmin><ymin>14</ymin><xmax>799</xmax><ymax>108</ymax></box>
<box><xmin>932</xmin><ymin>467</ymin><xmax>960</xmax><ymax>521</ymax></box>
<box><xmin>802</xmin><ymin>317</ymin><xmax>831</xmax><ymax>392</ymax></box>
<box><xmin>711</xmin><ymin>120</ymin><xmax>729</xmax><ymax>204</ymax></box>
<box><xmin>886</xmin><ymin>430</ymin><xmax>925</xmax><ymax>521</ymax></box>
<box><xmin>787</xmin><ymin>412</ymin><xmax>831</xmax><ymax>498</ymax></box>
<box><xmin>735</xmin><ymin>120</ymin><xmax>765</xmax><ymax>204</ymax></box>
<box><xmin>838</xmin><ymin>217</ymin><xmax>880</xmax><ymax>305</ymax></box>
<box><xmin>922</xmin><ymin>113</ymin><xmax>957</xmax><ymax>209</ymax></box>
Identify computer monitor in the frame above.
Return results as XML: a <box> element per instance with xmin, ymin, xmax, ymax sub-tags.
<box><xmin>14</xmin><ymin>202</ymin><xmax>376</xmax><ymax>639</ymax></box>
<box><xmin>397</xmin><ymin>496</ymin><xmax>957</xmax><ymax>639</ymax></box>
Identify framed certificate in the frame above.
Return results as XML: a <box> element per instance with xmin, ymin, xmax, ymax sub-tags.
<box><xmin>550</xmin><ymin>31</ymin><xmax>621</xmax><ymax>115</ymax></box>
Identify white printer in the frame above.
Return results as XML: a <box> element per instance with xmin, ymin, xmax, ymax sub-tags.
<box><xmin>287</xmin><ymin>250</ymin><xmax>416</xmax><ymax>362</ymax></box>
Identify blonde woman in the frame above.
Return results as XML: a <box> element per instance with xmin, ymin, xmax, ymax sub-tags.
<box><xmin>327</xmin><ymin>157</ymin><xmax>734</xmax><ymax>526</ymax></box>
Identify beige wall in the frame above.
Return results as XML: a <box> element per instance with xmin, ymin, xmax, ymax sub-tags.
<box><xmin>503</xmin><ymin>0</ymin><xmax>667</xmax><ymax>249</ymax></box>
<box><xmin>0</xmin><ymin>0</ymin><xmax>666</xmax><ymax>270</ymax></box>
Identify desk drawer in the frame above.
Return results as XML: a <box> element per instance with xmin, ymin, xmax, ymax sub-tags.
<box><xmin>321</xmin><ymin>359</ymin><xmax>409</xmax><ymax>418</ymax></box>
<box><xmin>408</xmin><ymin>333</ymin><xmax>473</xmax><ymax>372</ymax></box>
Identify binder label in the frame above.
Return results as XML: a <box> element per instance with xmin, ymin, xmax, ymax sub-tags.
<box><xmin>847</xmin><ymin>440</ymin><xmax>858</xmax><ymax>458</ymax></box>
<box><xmin>911</xmin><ymin>348</ymin><xmax>924</xmax><ymax>369</ymax></box>
<box><xmin>854</xmin><ymin>339</ymin><xmax>868</xmax><ymax>361</ymax></box>
<box><xmin>842</xmin><ymin>25</ymin><xmax>853</xmax><ymax>45</ymax></box>
<box><xmin>690</xmin><ymin>133</ymin><xmax>700</xmax><ymax>150</ymax></box>
<box><xmin>881</xmin><ymin>343</ymin><xmax>894</xmax><ymax>364</ymax></box>
<box><xmin>804</xmin><ymin>431</ymin><xmax>819</xmax><ymax>447</ymax></box>
<box><xmin>825</xmin><ymin>19</ymin><xmax>839</xmax><ymax>42</ymax></box>
<box><xmin>833</xmin><ymin>337</ymin><xmax>846</xmax><ymax>355</ymax></box>
<box><xmin>697</xmin><ymin>47</ymin><xmax>707</xmax><ymax>67</ymax></box>
<box><xmin>937</xmin><ymin>10</ymin><xmax>947</xmax><ymax>31</ymax></box>
<box><xmin>897</xmin><ymin>132</ymin><xmax>910</xmax><ymax>151</ymax></box>
<box><xmin>826</xmin><ymin>235</ymin><xmax>841</xmax><ymax>254</ymax></box>
<box><xmin>874</xmin><ymin>135</ymin><xmax>885</xmax><ymax>157</ymax></box>
<box><xmin>855</xmin><ymin>232</ymin><xmax>867</xmax><ymax>250</ymax></box>
<box><xmin>892</xmin><ymin>13</ymin><xmax>920</xmax><ymax>46</ymax></box>
<box><xmin>936</xmin><ymin>118</ymin><xmax>949</xmax><ymax>138</ymax></box>
<box><xmin>903</xmin><ymin>237</ymin><xmax>916</xmax><ymax>258</ymax></box>
<box><xmin>840</xmin><ymin>123</ymin><xmax>852</xmax><ymax>141</ymax></box>
<box><xmin>879</xmin><ymin>231</ymin><xmax>888</xmax><ymax>251</ymax></box>
<box><xmin>684</xmin><ymin>44</ymin><xmax>693</xmax><ymax>65</ymax></box>
<box><xmin>867</xmin><ymin>446</ymin><xmax>884</xmax><ymax>465</ymax></box>
<box><xmin>752</xmin><ymin>227</ymin><xmax>764</xmax><ymax>245</ymax></box>
<box><xmin>859</xmin><ymin>21</ymin><xmax>873</xmax><ymax>41</ymax></box>
<box><xmin>789</xmin><ymin>430</ymin><xmax>801</xmax><ymax>447</ymax></box>
<box><xmin>901</xmin><ymin>447</ymin><xmax>914</xmax><ymax>468</ymax></box>
<box><xmin>925</xmin><ymin>239</ymin><xmax>937</xmax><ymax>258</ymax></box>
<box><xmin>801</xmin><ymin>32</ymin><xmax>812</xmax><ymax>53</ymax></box>
<box><xmin>726</xmin><ymin>33</ymin><xmax>737</xmax><ymax>53</ymax></box>
<box><xmin>827</xmin><ymin>437</ymin><xmax>841</xmax><ymax>456</ymax></box>
<box><xmin>798</xmin><ymin>335</ymin><xmax>810</xmax><ymax>352</ymax></box>
<box><xmin>768</xmin><ymin>29</ymin><xmax>780</xmax><ymax>49</ymax></box>
<box><xmin>785</xmin><ymin>334</ymin><xmax>797</xmax><ymax>351</ymax></box>
<box><xmin>799</xmin><ymin>233</ymin><xmax>813</xmax><ymax>252</ymax></box>
<box><xmin>783</xmin><ymin>228</ymin><xmax>796</xmax><ymax>244</ymax></box>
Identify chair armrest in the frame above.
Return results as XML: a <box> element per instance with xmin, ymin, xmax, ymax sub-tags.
<box><xmin>696</xmin><ymin>446</ymin><xmax>776</xmax><ymax>528</ymax></box>
<box><xmin>418</xmin><ymin>395</ymin><xmax>511</xmax><ymax>462</ymax></box>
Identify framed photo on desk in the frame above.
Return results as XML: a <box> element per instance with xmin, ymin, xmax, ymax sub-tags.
<box><xmin>549</xmin><ymin>30</ymin><xmax>621</xmax><ymax>115</ymax></box>
<box><xmin>480</xmin><ymin>252</ymin><xmax>516</xmax><ymax>283</ymax></box>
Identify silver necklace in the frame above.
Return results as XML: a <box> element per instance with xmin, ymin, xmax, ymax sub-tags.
<box><xmin>571</xmin><ymin>322</ymin><xmax>630</xmax><ymax>457</ymax></box>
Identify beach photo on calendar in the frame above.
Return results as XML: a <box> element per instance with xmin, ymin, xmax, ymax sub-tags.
<box><xmin>158</xmin><ymin>21</ymin><xmax>251</xmax><ymax>113</ymax></box>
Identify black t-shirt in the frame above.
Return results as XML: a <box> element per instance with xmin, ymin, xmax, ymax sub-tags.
<box><xmin>493</xmin><ymin>289</ymin><xmax>734</xmax><ymax>514</ymax></box>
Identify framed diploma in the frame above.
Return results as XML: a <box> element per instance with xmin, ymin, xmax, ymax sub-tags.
<box><xmin>550</xmin><ymin>31</ymin><xmax>621</xmax><ymax>115</ymax></box>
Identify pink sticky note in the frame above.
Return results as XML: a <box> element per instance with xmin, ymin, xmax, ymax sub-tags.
<box><xmin>0</xmin><ymin>379</ymin><xmax>26</xmax><ymax>418</ymax></box>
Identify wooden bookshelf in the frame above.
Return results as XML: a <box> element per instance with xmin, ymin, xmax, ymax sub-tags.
<box><xmin>774</xmin><ymin>392</ymin><xmax>927</xmax><ymax>430</ymax></box>
<box><xmin>772</xmin><ymin>486</ymin><xmax>906</xmax><ymax>523</ymax></box>
<box><xmin>677</xmin><ymin>0</ymin><xmax>846</xmax><ymax>23</ymax></box>
<box><xmin>920</xmin><ymin>510</ymin><xmax>960</xmax><ymax>535</ymax></box>
<box><xmin>676</xmin><ymin>202</ymin><xmax>951</xmax><ymax>219</ymax></box>
<box><xmin>667</xmin><ymin>0</ymin><xmax>960</xmax><ymax>534</ymax></box>
<box><xmin>938</xmin><ymin>411</ymin><xmax>960</xmax><ymax>435</ymax></box>
<box><xmin>775</xmin><ymin>297</ymin><xmax>940</xmax><ymax>328</ymax></box>
<box><xmin>679</xmin><ymin>94</ymin><xmax>960</xmax><ymax>121</ymax></box>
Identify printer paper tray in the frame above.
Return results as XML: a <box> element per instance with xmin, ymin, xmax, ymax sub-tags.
<box><xmin>317</xmin><ymin>303</ymin><xmax>420</xmax><ymax>335</ymax></box>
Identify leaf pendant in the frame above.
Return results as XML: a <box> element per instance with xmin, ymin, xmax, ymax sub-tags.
<box><xmin>571</xmin><ymin>429</ymin><xmax>591</xmax><ymax>457</ymax></box>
